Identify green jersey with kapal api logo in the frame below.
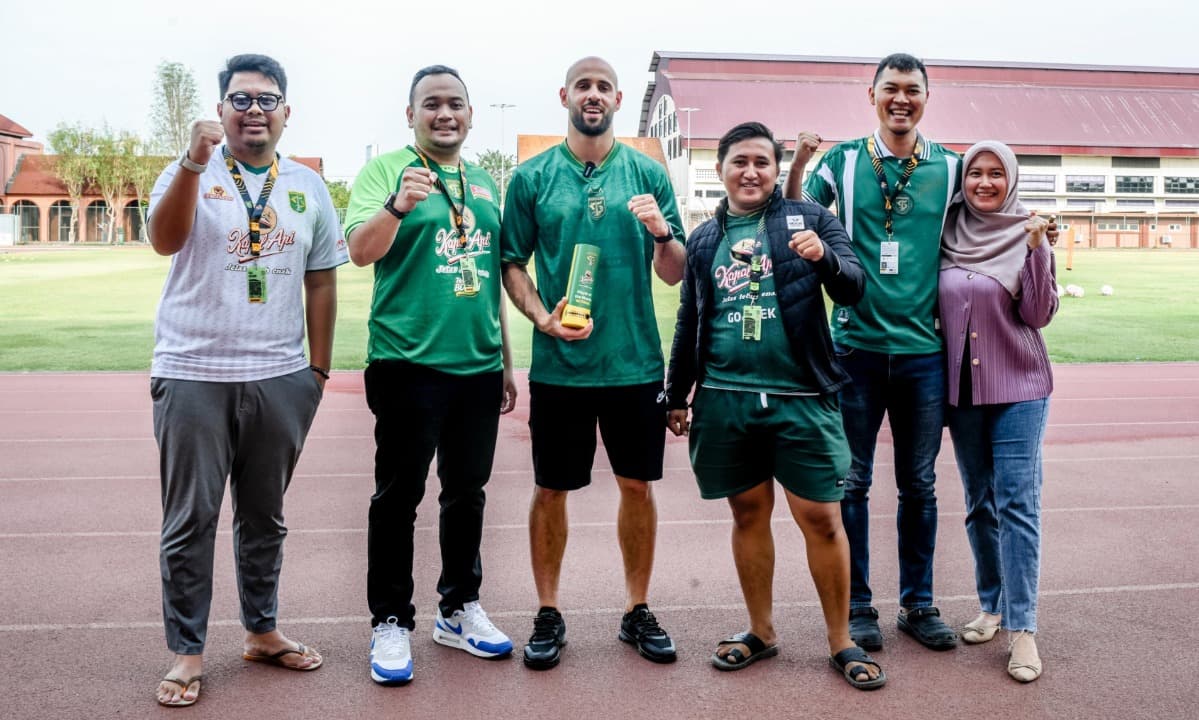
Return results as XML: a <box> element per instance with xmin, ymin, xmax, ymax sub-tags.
<box><xmin>345</xmin><ymin>147</ymin><xmax>503</xmax><ymax>374</ymax></box>
<box><xmin>703</xmin><ymin>212</ymin><xmax>816</xmax><ymax>394</ymax></box>
<box><xmin>501</xmin><ymin>142</ymin><xmax>684</xmax><ymax>387</ymax></box>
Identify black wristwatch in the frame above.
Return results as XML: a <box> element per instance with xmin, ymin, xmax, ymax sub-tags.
<box><xmin>653</xmin><ymin>233</ymin><xmax>675</xmax><ymax>244</ymax></box>
<box><xmin>383</xmin><ymin>192</ymin><xmax>408</xmax><ymax>220</ymax></box>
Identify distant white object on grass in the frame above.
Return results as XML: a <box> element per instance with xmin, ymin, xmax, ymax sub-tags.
<box><xmin>1065</xmin><ymin>284</ymin><xmax>1085</xmax><ymax>298</ymax></box>
<box><xmin>1100</xmin><ymin>285</ymin><xmax>1114</xmax><ymax>296</ymax></box>
<box><xmin>1056</xmin><ymin>283</ymin><xmax>1065</xmax><ymax>298</ymax></box>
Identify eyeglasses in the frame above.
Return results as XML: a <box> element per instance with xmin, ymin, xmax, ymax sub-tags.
<box><xmin>225</xmin><ymin>92</ymin><xmax>283</xmax><ymax>112</ymax></box>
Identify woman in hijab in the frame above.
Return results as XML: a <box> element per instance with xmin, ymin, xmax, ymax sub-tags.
<box><xmin>940</xmin><ymin>140</ymin><xmax>1058</xmax><ymax>683</ymax></box>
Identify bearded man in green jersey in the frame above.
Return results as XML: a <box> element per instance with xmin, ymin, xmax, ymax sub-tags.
<box><xmin>501</xmin><ymin>56</ymin><xmax>686</xmax><ymax>670</ymax></box>
<box><xmin>345</xmin><ymin>64</ymin><xmax>517</xmax><ymax>686</ymax></box>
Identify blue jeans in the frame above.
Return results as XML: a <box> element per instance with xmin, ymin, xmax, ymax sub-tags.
<box><xmin>947</xmin><ymin>397</ymin><xmax>1048</xmax><ymax>633</ymax></box>
<box><xmin>835</xmin><ymin>347</ymin><xmax>945</xmax><ymax>611</ymax></box>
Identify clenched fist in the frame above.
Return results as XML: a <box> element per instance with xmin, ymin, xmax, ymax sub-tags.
<box><xmin>393</xmin><ymin>167</ymin><xmax>437</xmax><ymax>215</ymax></box>
<box><xmin>188</xmin><ymin>120</ymin><xmax>225</xmax><ymax>165</ymax></box>
<box><xmin>789</xmin><ymin>230</ymin><xmax>825</xmax><ymax>262</ymax></box>
<box><xmin>627</xmin><ymin>194</ymin><xmax>671</xmax><ymax>238</ymax></box>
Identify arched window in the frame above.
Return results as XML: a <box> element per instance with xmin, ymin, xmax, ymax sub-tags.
<box><xmin>123</xmin><ymin>200</ymin><xmax>145</xmax><ymax>244</ymax></box>
<box><xmin>86</xmin><ymin>200</ymin><xmax>109</xmax><ymax>243</ymax></box>
<box><xmin>48</xmin><ymin>200</ymin><xmax>73</xmax><ymax>242</ymax></box>
<box><xmin>13</xmin><ymin>200</ymin><xmax>40</xmax><ymax>243</ymax></box>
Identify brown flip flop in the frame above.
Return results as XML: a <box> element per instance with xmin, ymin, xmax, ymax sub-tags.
<box><xmin>157</xmin><ymin>674</ymin><xmax>202</xmax><ymax>707</ymax></box>
<box><xmin>243</xmin><ymin>642</ymin><xmax>323</xmax><ymax>671</ymax></box>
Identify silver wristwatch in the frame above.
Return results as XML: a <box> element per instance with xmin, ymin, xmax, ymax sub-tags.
<box><xmin>178</xmin><ymin>153</ymin><xmax>207</xmax><ymax>174</ymax></box>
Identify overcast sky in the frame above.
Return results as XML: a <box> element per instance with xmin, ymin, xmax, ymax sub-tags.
<box><xmin>6</xmin><ymin>0</ymin><xmax>1193</xmax><ymax>181</ymax></box>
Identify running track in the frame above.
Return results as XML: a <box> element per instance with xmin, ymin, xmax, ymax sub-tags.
<box><xmin>1</xmin><ymin>364</ymin><xmax>1196</xmax><ymax>719</ymax></box>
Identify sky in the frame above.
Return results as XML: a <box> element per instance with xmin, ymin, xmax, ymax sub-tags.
<box><xmin>5</xmin><ymin>0</ymin><xmax>1195</xmax><ymax>182</ymax></box>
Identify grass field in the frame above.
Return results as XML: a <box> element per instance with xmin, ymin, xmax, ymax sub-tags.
<box><xmin>0</xmin><ymin>246</ymin><xmax>1196</xmax><ymax>371</ymax></box>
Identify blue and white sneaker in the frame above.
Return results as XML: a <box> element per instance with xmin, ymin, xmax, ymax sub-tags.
<box><xmin>370</xmin><ymin>616</ymin><xmax>413</xmax><ymax>685</ymax></box>
<box><xmin>432</xmin><ymin>601</ymin><xmax>514</xmax><ymax>658</ymax></box>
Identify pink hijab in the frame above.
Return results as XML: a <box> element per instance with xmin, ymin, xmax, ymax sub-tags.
<box><xmin>941</xmin><ymin>140</ymin><xmax>1030</xmax><ymax>297</ymax></box>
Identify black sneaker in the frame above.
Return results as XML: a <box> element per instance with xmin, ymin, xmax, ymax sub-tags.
<box><xmin>619</xmin><ymin>604</ymin><xmax>677</xmax><ymax>663</ymax></box>
<box><xmin>523</xmin><ymin>607</ymin><xmax>567</xmax><ymax>670</ymax></box>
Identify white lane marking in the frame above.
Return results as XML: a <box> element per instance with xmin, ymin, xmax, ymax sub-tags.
<box><xmin>3</xmin><ymin>582</ymin><xmax>1198</xmax><ymax>633</ymax></box>
<box><xmin>3</xmin><ymin>418</ymin><xmax>1197</xmax><ymax>443</ymax></box>
<box><xmin>4</xmin><ymin>504</ymin><xmax>1199</xmax><ymax>540</ymax></box>
<box><xmin>5</xmin><ymin>454</ymin><xmax>1199</xmax><ymax>484</ymax></box>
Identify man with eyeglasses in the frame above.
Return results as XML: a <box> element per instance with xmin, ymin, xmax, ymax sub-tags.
<box><xmin>501</xmin><ymin>56</ymin><xmax>686</xmax><ymax>670</ymax></box>
<box><xmin>343</xmin><ymin>64</ymin><xmax>517</xmax><ymax>686</ymax></box>
<box><xmin>147</xmin><ymin>53</ymin><xmax>347</xmax><ymax>707</ymax></box>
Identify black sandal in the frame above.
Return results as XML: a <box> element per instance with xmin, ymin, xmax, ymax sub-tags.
<box><xmin>829</xmin><ymin>646</ymin><xmax>887</xmax><ymax>690</ymax></box>
<box><xmin>711</xmin><ymin>631</ymin><xmax>778</xmax><ymax>671</ymax></box>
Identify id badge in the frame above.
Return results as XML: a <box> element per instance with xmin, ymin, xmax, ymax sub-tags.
<box><xmin>741</xmin><ymin>305</ymin><xmax>762</xmax><ymax>341</ymax></box>
<box><xmin>456</xmin><ymin>255</ymin><xmax>479</xmax><ymax>297</ymax></box>
<box><xmin>880</xmin><ymin>240</ymin><xmax>899</xmax><ymax>275</ymax></box>
<box><xmin>247</xmin><ymin>266</ymin><xmax>267</xmax><ymax>303</ymax></box>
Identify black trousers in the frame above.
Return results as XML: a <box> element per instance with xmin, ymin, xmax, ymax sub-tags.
<box><xmin>364</xmin><ymin>360</ymin><xmax>503</xmax><ymax>629</ymax></box>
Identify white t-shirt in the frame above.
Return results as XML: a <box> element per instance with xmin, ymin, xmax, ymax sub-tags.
<box><xmin>149</xmin><ymin>150</ymin><xmax>348</xmax><ymax>381</ymax></box>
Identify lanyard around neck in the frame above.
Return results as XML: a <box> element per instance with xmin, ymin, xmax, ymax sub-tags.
<box><xmin>411</xmin><ymin>146</ymin><xmax>471</xmax><ymax>247</ymax></box>
<box><xmin>867</xmin><ymin>135</ymin><xmax>921</xmax><ymax>240</ymax></box>
<box><xmin>223</xmin><ymin>146</ymin><xmax>279</xmax><ymax>257</ymax></box>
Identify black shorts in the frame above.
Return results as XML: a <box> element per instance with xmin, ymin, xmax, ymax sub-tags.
<box><xmin>528</xmin><ymin>381</ymin><xmax>666</xmax><ymax>490</ymax></box>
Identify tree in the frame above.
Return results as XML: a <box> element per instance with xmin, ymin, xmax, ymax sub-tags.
<box><xmin>325</xmin><ymin>179</ymin><xmax>351</xmax><ymax>212</ymax></box>
<box><xmin>130</xmin><ymin>147</ymin><xmax>169</xmax><ymax>243</ymax></box>
<box><xmin>149</xmin><ymin>61</ymin><xmax>202</xmax><ymax>157</ymax></box>
<box><xmin>475</xmin><ymin>149</ymin><xmax>516</xmax><ymax>204</ymax></box>
<box><xmin>47</xmin><ymin>123</ymin><xmax>98</xmax><ymax>243</ymax></box>
<box><xmin>91</xmin><ymin>127</ymin><xmax>140</xmax><ymax>243</ymax></box>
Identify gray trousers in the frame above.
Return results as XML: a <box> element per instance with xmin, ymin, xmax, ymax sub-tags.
<box><xmin>151</xmin><ymin>368</ymin><xmax>322</xmax><ymax>655</ymax></box>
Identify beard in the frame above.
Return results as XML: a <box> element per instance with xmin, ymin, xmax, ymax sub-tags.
<box><xmin>570</xmin><ymin>104</ymin><xmax>613</xmax><ymax>137</ymax></box>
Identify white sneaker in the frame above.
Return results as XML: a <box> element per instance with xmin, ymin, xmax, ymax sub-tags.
<box><xmin>432</xmin><ymin>601</ymin><xmax>514</xmax><ymax>658</ymax></box>
<box><xmin>370</xmin><ymin>616</ymin><xmax>413</xmax><ymax>685</ymax></box>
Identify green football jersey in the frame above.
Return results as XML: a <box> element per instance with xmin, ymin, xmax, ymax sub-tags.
<box><xmin>345</xmin><ymin>147</ymin><xmax>503</xmax><ymax>374</ymax></box>
<box><xmin>804</xmin><ymin>133</ymin><xmax>960</xmax><ymax>354</ymax></box>
<box><xmin>702</xmin><ymin>212</ymin><xmax>816</xmax><ymax>394</ymax></box>
<box><xmin>501</xmin><ymin>142</ymin><xmax>685</xmax><ymax>387</ymax></box>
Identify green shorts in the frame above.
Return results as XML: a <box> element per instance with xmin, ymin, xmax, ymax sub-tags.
<box><xmin>688</xmin><ymin>386</ymin><xmax>849</xmax><ymax>502</ymax></box>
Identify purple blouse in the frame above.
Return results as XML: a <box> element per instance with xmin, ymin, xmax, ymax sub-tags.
<box><xmin>939</xmin><ymin>243</ymin><xmax>1058</xmax><ymax>407</ymax></box>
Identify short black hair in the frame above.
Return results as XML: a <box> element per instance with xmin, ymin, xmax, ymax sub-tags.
<box><xmin>219</xmin><ymin>54</ymin><xmax>287</xmax><ymax>98</ymax></box>
<box><xmin>409</xmin><ymin>65</ymin><xmax>470</xmax><ymax>107</ymax></box>
<box><xmin>717</xmin><ymin>122</ymin><xmax>783</xmax><ymax>164</ymax></box>
<box><xmin>873</xmin><ymin>53</ymin><xmax>928</xmax><ymax>88</ymax></box>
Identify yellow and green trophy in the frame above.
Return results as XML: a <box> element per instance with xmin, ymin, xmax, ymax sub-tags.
<box><xmin>561</xmin><ymin>243</ymin><xmax>601</xmax><ymax>329</ymax></box>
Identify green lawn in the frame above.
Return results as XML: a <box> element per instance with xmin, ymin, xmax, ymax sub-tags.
<box><xmin>0</xmin><ymin>246</ymin><xmax>1195</xmax><ymax>371</ymax></box>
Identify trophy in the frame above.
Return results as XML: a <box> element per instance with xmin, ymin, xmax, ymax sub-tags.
<box><xmin>561</xmin><ymin>243</ymin><xmax>601</xmax><ymax>329</ymax></box>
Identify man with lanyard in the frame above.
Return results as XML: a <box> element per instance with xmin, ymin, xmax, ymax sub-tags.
<box><xmin>501</xmin><ymin>56</ymin><xmax>686</xmax><ymax>670</ymax></box>
<box><xmin>344</xmin><ymin>64</ymin><xmax>517</xmax><ymax>686</ymax></box>
<box><xmin>665</xmin><ymin>122</ymin><xmax>885</xmax><ymax>689</ymax></box>
<box><xmin>148</xmin><ymin>54</ymin><xmax>346</xmax><ymax>707</ymax></box>
<box><xmin>783</xmin><ymin>53</ymin><xmax>961</xmax><ymax>652</ymax></box>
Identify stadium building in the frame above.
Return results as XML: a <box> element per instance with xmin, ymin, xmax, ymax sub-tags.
<box><xmin>639</xmin><ymin>52</ymin><xmax>1199</xmax><ymax>248</ymax></box>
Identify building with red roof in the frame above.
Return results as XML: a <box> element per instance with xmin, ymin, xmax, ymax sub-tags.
<box><xmin>639</xmin><ymin>52</ymin><xmax>1199</xmax><ymax>247</ymax></box>
<box><xmin>1</xmin><ymin>118</ymin><xmax>325</xmax><ymax>244</ymax></box>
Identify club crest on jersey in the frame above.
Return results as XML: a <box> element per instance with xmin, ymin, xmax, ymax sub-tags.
<box><xmin>587</xmin><ymin>185</ymin><xmax>606</xmax><ymax>221</ymax></box>
<box><xmin>288</xmin><ymin>191</ymin><xmax>306</xmax><ymax>213</ymax></box>
<box><xmin>894</xmin><ymin>193</ymin><xmax>914</xmax><ymax>215</ymax></box>
<box><xmin>205</xmin><ymin>185</ymin><xmax>234</xmax><ymax>201</ymax></box>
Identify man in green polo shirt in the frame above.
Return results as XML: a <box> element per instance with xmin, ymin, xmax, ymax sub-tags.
<box><xmin>783</xmin><ymin>53</ymin><xmax>961</xmax><ymax>652</ymax></box>
<box><xmin>344</xmin><ymin>64</ymin><xmax>517</xmax><ymax>686</ymax></box>
<box><xmin>501</xmin><ymin>55</ymin><xmax>686</xmax><ymax>670</ymax></box>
